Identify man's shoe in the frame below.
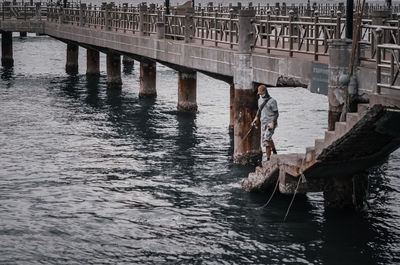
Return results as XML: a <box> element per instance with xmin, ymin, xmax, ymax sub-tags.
<box><xmin>272</xmin><ymin>148</ymin><xmax>277</xmax><ymax>155</ymax></box>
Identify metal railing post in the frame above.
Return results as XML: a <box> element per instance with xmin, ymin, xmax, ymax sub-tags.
<box><xmin>314</xmin><ymin>11</ymin><xmax>319</xmax><ymax>61</ymax></box>
<box><xmin>335</xmin><ymin>11</ymin><xmax>342</xmax><ymax>39</ymax></box>
<box><xmin>289</xmin><ymin>9</ymin><xmax>294</xmax><ymax>57</ymax></box>
<box><xmin>376</xmin><ymin>28</ymin><xmax>383</xmax><ymax>94</ymax></box>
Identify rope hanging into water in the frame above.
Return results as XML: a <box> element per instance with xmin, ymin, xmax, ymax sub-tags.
<box><xmin>283</xmin><ymin>157</ymin><xmax>307</xmax><ymax>222</ymax></box>
<box><xmin>256</xmin><ymin>177</ymin><xmax>280</xmax><ymax>210</ymax></box>
<box><xmin>283</xmin><ymin>174</ymin><xmax>303</xmax><ymax>222</ymax></box>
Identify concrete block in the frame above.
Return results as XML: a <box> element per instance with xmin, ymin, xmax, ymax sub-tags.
<box><xmin>324</xmin><ymin>131</ymin><xmax>336</xmax><ymax>147</ymax></box>
<box><xmin>346</xmin><ymin>113</ymin><xmax>360</xmax><ymax>131</ymax></box>
<box><xmin>334</xmin><ymin>121</ymin><xmax>347</xmax><ymax>138</ymax></box>
<box><xmin>315</xmin><ymin>139</ymin><xmax>325</xmax><ymax>156</ymax></box>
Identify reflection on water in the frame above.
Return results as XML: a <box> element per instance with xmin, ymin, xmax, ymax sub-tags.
<box><xmin>0</xmin><ymin>34</ymin><xmax>399</xmax><ymax>264</ymax></box>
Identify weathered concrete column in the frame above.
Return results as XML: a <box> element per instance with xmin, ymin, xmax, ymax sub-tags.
<box><xmin>106</xmin><ymin>53</ymin><xmax>122</xmax><ymax>88</ymax></box>
<box><xmin>328</xmin><ymin>40</ymin><xmax>351</xmax><ymax>130</ymax></box>
<box><xmin>19</xmin><ymin>32</ymin><xmax>27</xmax><ymax>38</ymax></box>
<box><xmin>122</xmin><ymin>56</ymin><xmax>134</xmax><ymax>67</ymax></box>
<box><xmin>86</xmin><ymin>48</ymin><xmax>100</xmax><ymax>76</ymax></box>
<box><xmin>177</xmin><ymin>71</ymin><xmax>197</xmax><ymax>113</ymax></box>
<box><xmin>229</xmin><ymin>83</ymin><xmax>234</xmax><ymax>133</ymax></box>
<box><xmin>139</xmin><ymin>60</ymin><xmax>156</xmax><ymax>98</ymax></box>
<box><xmin>323</xmin><ymin>173</ymin><xmax>368</xmax><ymax>211</ymax></box>
<box><xmin>66</xmin><ymin>43</ymin><xmax>79</xmax><ymax>75</ymax></box>
<box><xmin>1</xmin><ymin>32</ymin><xmax>13</xmax><ymax>67</ymax></box>
<box><xmin>233</xmin><ymin>9</ymin><xmax>261</xmax><ymax>165</ymax></box>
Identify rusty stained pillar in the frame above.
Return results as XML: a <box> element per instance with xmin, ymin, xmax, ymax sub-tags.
<box><xmin>229</xmin><ymin>83</ymin><xmax>234</xmax><ymax>133</ymax></box>
<box><xmin>106</xmin><ymin>53</ymin><xmax>122</xmax><ymax>88</ymax></box>
<box><xmin>139</xmin><ymin>60</ymin><xmax>157</xmax><ymax>98</ymax></box>
<box><xmin>233</xmin><ymin>9</ymin><xmax>261</xmax><ymax>166</ymax></box>
<box><xmin>86</xmin><ymin>48</ymin><xmax>100</xmax><ymax>76</ymax></box>
<box><xmin>177</xmin><ymin>71</ymin><xmax>197</xmax><ymax>113</ymax></box>
<box><xmin>1</xmin><ymin>32</ymin><xmax>14</xmax><ymax>67</ymax></box>
<box><xmin>65</xmin><ymin>43</ymin><xmax>79</xmax><ymax>75</ymax></box>
<box><xmin>323</xmin><ymin>173</ymin><xmax>368</xmax><ymax>211</ymax></box>
<box><xmin>328</xmin><ymin>39</ymin><xmax>351</xmax><ymax>130</ymax></box>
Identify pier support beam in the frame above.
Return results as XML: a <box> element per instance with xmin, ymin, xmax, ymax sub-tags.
<box><xmin>328</xmin><ymin>40</ymin><xmax>351</xmax><ymax>130</ymax></box>
<box><xmin>86</xmin><ymin>49</ymin><xmax>100</xmax><ymax>76</ymax></box>
<box><xmin>229</xmin><ymin>83</ymin><xmax>235</xmax><ymax>133</ymax></box>
<box><xmin>323</xmin><ymin>174</ymin><xmax>368</xmax><ymax>211</ymax></box>
<box><xmin>139</xmin><ymin>60</ymin><xmax>156</xmax><ymax>98</ymax></box>
<box><xmin>65</xmin><ymin>43</ymin><xmax>79</xmax><ymax>75</ymax></box>
<box><xmin>106</xmin><ymin>53</ymin><xmax>122</xmax><ymax>88</ymax></box>
<box><xmin>1</xmin><ymin>32</ymin><xmax>13</xmax><ymax>67</ymax></box>
<box><xmin>233</xmin><ymin>9</ymin><xmax>261</xmax><ymax>165</ymax></box>
<box><xmin>177</xmin><ymin>71</ymin><xmax>197</xmax><ymax>113</ymax></box>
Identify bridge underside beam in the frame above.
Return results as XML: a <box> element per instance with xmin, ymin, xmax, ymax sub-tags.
<box><xmin>139</xmin><ymin>60</ymin><xmax>156</xmax><ymax>98</ymax></box>
<box><xmin>1</xmin><ymin>31</ymin><xmax>13</xmax><ymax>67</ymax></box>
<box><xmin>177</xmin><ymin>70</ymin><xmax>197</xmax><ymax>113</ymax></box>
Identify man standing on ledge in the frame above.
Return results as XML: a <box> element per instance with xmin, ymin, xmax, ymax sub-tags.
<box><xmin>252</xmin><ymin>85</ymin><xmax>279</xmax><ymax>161</ymax></box>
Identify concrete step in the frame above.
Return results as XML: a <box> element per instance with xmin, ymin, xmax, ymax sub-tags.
<box><xmin>305</xmin><ymin>146</ymin><xmax>316</xmax><ymax>167</ymax></box>
<box><xmin>334</xmin><ymin>121</ymin><xmax>347</xmax><ymax>138</ymax></box>
<box><xmin>315</xmin><ymin>138</ymin><xmax>325</xmax><ymax>156</ymax></box>
<box><xmin>346</xmin><ymin>112</ymin><xmax>360</xmax><ymax>131</ymax></box>
<box><xmin>324</xmin><ymin>131</ymin><xmax>336</xmax><ymax>147</ymax></box>
<box><xmin>358</xmin><ymin>103</ymin><xmax>370</xmax><ymax>116</ymax></box>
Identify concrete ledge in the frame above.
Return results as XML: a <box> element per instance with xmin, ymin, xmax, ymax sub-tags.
<box><xmin>0</xmin><ymin>20</ymin><xmax>45</xmax><ymax>34</ymax></box>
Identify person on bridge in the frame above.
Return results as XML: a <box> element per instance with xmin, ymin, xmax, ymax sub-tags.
<box><xmin>252</xmin><ymin>85</ymin><xmax>279</xmax><ymax>161</ymax></box>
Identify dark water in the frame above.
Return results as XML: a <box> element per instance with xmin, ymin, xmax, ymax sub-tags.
<box><xmin>0</xmin><ymin>34</ymin><xmax>399</xmax><ymax>264</ymax></box>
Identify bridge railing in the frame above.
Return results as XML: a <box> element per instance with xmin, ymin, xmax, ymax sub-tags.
<box><xmin>376</xmin><ymin>32</ymin><xmax>400</xmax><ymax>93</ymax></box>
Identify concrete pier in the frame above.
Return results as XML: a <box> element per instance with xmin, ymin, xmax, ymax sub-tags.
<box><xmin>233</xmin><ymin>10</ymin><xmax>262</xmax><ymax>165</ymax></box>
<box><xmin>1</xmin><ymin>32</ymin><xmax>14</xmax><ymax>67</ymax></box>
<box><xmin>122</xmin><ymin>55</ymin><xmax>134</xmax><ymax>66</ymax></box>
<box><xmin>106</xmin><ymin>53</ymin><xmax>122</xmax><ymax>88</ymax></box>
<box><xmin>86</xmin><ymin>49</ymin><xmax>100</xmax><ymax>76</ymax></box>
<box><xmin>139</xmin><ymin>60</ymin><xmax>157</xmax><ymax>98</ymax></box>
<box><xmin>323</xmin><ymin>174</ymin><xmax>368</xmax><ymax>210</ymax></box>
<box><xmin>177</xmin><ymin>71</ymin><xmax>197</xmax><ymax>113</ymax></box>
<box><xmin>229</xmin><ymin>83</ymin><xmax>235</xmax><ymax>133</ymax></box>
<box><xmin>328</xmin><ymin>40</ymin><xmax>351</xmax><ymax>130</ymax></box>
<box><xmin>122</xmin><ymin>55</ymin><xmax>134</xmax><ymax>74</ymax></box>
<box><xmin>65</xmin><ymin>43</ymin><xmax>79</xmax><ymax>75</ymax></box>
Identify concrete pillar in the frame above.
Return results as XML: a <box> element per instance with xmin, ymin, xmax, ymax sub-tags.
<box><xmin>139</xmin><ymin>60</ymin><xmax>157</xmax><ymax>98</ymax></box>
<box><xmin>177</xmin><ymin>71</ymin><xmax>197</xmax><ymax>113</ymax></box>
<box><xmin>86</xmin><ymin>48</ymin><xmax>100</xmax><ymax>76</ymax></box>
<box><xmin>233</xmin><ymin>9</ymin><xmax>261</xmax><ymax>165</ymax></box>
<box><xmin>122</xmin><ymin>55</ymin><xmax>134</xmax><ymax>67</ymax></box>
<box><xmin>328</xmin><ymin>40</ymin><xmax>351</xmax><ymax>130</ymax></box>
<box><xmin>66</xmin><ymin>43</ymin><xmax>79</xmax><ymax>75</ymax></box>
<box><xmin>229</xmin><ymin>83</ymin><xmax>234</xmax><ymax>133</ymax></box>
<box><xmin>106</xmin><ymin>53</ymin><xmax>122</xmax><ymax>88</ymax></box>
<box><xmin>1</xmin><ymin>32</ymin><xmax>13</xmax><ymax>67</ymax></box>
<box><xmin>323</xmin><ymin>173</ymin><xmax>368</xmax><ymax>210</ymax></box>
<box><xmin>19</xmin><ymin>32</ymin><xmax>27</xmax><ymax>38</ymax></box>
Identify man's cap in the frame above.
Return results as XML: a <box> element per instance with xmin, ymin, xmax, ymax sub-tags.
<box><xmin>257</xmin><ymin>85</ymin><xmax>267</xmax><ymax>95</ymax></box>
